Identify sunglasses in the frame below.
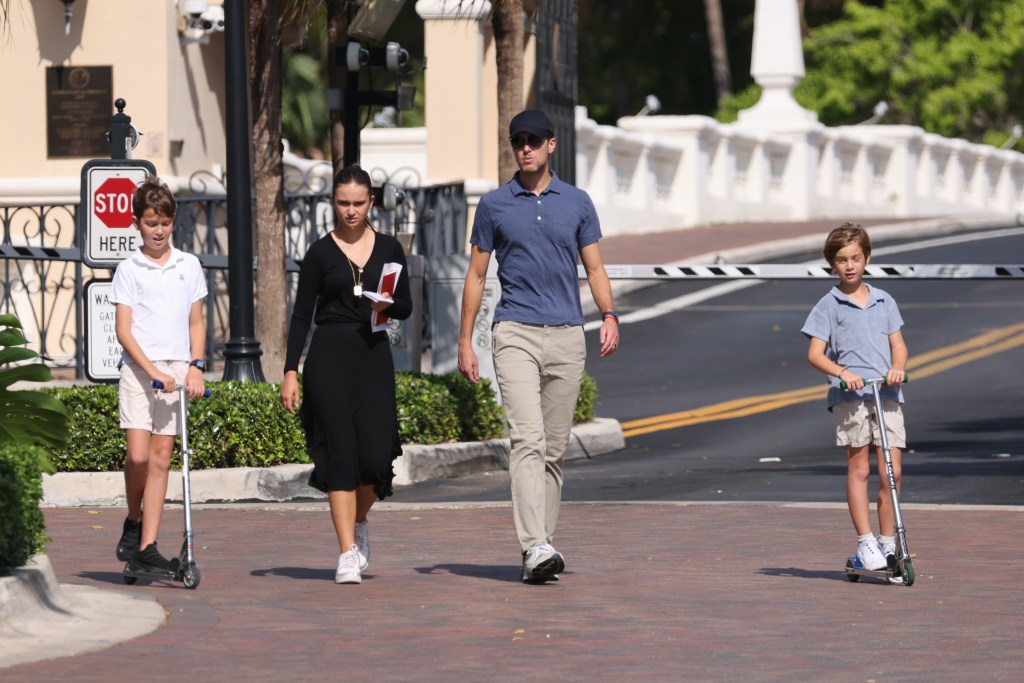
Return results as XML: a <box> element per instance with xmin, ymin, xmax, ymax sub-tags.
<box><xmin>509</xmin><ymin>134</ymin><xmax>548</xmax><ymax>150</ymax></box>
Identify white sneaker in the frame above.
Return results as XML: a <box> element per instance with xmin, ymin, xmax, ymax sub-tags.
<box><xmin>521</xmin><ymin>542</ymin><xmax>565</xmax><ymax>583</ymax></box>
<box><xmin>877</xmin><ymin>537</ymin><xmax>897</xmax><ymax>560</ymax></box>
<box><xmin>855</xmin><ymin>540</ymin><xmax>887</xmax><ymax>571</ymax></box>
<box><xmin>335</xmin><ymin>545</ymin><xmax>362</xmax><ymax>584</ymax></box>
<box><xmin>355</xmin><ymin>519</ymin><xmax>370</xmax><ymax>571</ymax></box>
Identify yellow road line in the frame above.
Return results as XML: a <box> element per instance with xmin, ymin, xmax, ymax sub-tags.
<box><xmin>621</xmin><ymin>322</ymin><xmax>1024</xmax><ymax>439</ymax></box>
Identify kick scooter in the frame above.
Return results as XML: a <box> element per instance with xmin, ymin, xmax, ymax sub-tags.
<box><xmin>122</xmin><ymin>380</ymin><xmax>210</xmax><ymax>589</ymax></box>
<box><xmin>840</xmin><ymin>376</ymin><xmax>915</xmax><ymax>587</ymax></box>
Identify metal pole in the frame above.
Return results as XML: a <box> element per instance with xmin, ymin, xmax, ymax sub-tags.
<box><xmin>221</xmin><ymin>0</ymin><xmax>265</xmax><ymax>382</ymax></box>
<box><xmin>344</xmin><ymin>44</ymin><xmax>360</xmax><ymax>167</ymax></box>
<box><xmin>108</xmin><ymin>98</ymin><xmax>130</xmax><ymax>160</ymax></box>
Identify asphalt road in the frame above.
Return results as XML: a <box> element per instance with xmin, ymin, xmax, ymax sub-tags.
<box><xmin>395</xmin><ymin>229</ymin><xmax>1024</xmax><ymax>505</ymax></box>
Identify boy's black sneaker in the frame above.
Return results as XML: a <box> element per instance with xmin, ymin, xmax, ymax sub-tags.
<box><xmin>130</xmin><ymin>543</ymin><xmax>179</xmax><ymax>576</ymax></box>
<box><xmin>116</xmin><ymin>517</ymin><xmax>142</xmax><ymax>561</ymax></box>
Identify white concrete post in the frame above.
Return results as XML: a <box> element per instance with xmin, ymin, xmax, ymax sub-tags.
<box><xmin>738</xmin><ymin>0</ymin><xmax>817</xmax><ymax>128</ymax></box>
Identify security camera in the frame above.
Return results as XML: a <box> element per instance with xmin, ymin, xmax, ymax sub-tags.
<box><xmin>199</xmin><ymin>5</ymin><xmax>225</xmax><ymax>32</ymax></box>
<box><xmin>181</xmin><ymin>0</ymin><xmax>209</xmax><ymax>18</ymax></box>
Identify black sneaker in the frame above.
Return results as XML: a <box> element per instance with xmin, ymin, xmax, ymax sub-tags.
<box><xmin>130</xmin><ymin>543</ymin><xmax>180</xmax><ymax>576</ymax></box>
<box><xmin>116</xmin><ymin>517</ymin><xmax>142</xmax><ymax>561</ymax></box>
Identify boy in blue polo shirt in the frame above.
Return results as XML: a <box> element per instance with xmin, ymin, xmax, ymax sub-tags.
<box><xmin>111</xmin><ymin>177</ymin><xmax>207</xmax><ymax>576</ymax></box>
<box><xmin>801</xmin><ymin>223</ymin><xmax>908</xmax><ymax>572</ymax></box>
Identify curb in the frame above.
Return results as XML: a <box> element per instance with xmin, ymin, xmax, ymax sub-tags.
<box><xmin>0</xmin><ymin>555</ymin><xmax>166</xmax><ymax>669</ymax></box>
<box><xmin>41</xmin><ymin>418</ymin><xmax>624</xmax><ymax>507</ymax></box>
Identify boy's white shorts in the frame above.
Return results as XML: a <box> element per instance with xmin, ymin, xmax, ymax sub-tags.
<box><xmin>118</xmin><ymin>360</ymin><xmax>188</xmax><ymax>435</ymax></box>
<box><xmin>833</xmin><ymin>399</ymin><xmax>906</xmax><ymax>449</ymax></box>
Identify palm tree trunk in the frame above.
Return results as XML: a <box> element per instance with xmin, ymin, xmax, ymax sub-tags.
<box><xmin>703</xmin><ymin>0</ymin><xmax>732</xmax><ymax>106</ymax></box>
<box><xmin>492</xmin><ymin>0</ymin><xmax>525</xmax><ymax>183</ymax></box>
<box><xmin>250</xmin><ymin>0</ymin><xmax>289</xmax><ymax>382</ymax></box>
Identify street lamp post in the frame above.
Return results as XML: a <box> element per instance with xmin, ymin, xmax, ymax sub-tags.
<box><xmin>221</xmin><ymin>0</ymin><xmax>265</xmax><ymax>382</ymax></box>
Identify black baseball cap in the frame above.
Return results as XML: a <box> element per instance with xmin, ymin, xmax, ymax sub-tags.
<box><xmin>509</xmin><ymin>109</ymin><xmax>554</xmax><ymax>139</ymax></box>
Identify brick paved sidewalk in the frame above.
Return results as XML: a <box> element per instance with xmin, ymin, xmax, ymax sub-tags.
<box><xmin>6</xmin><ymin>503</ymin><xmax>1022</xmax><ymax>682</ymax></box>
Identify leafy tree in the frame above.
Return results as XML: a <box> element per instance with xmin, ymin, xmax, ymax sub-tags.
<box><xmin>283</xmin><ymin>16</ymin><xmax>332</xmax><ymax>157</ymax></box>
<box><xmin>718</xmin><ymin>0</ymin><xmax>1024</xmax><ymax>150</ymax></box>
<box><xmin>578</xmin><ymin>0</ymin><xmax>755</xmax><ymax>124</ymax></box>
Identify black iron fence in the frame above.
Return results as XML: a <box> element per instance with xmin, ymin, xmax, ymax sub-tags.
<box><xmin>1</xmin><ymin>182</ymin><xmax>467</xmax><ymax>378</ymax></box>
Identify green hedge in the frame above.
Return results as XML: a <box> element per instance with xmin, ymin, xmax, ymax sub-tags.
<box><xmin>41</xmin><ymin>370</ymin><xmax>597</xmax><ymax>473</ymax></box>
<box><xmin>0</xmin><ymin>443</ymin><xmax>49</xmax><ymax>574</ymax></box>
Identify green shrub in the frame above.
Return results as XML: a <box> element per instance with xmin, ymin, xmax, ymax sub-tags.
<box><xmin>574</xmin><ymin>372</ymin><xmax>597</xmax><ymax>425</ymax></box>
<box><xmin>43</xmin><ymin>384</ymin><xmax>122</xmax><ymax>472</ymax></box>
<box><xmin>185</xmin><ymin>381</ymin><xmax>310</xmax><ymax>469</ymax></box>
<box><xmin>395</xmin><ymin>373</ymin><xmax>461</xmax><ymax>444</ymax></box>
<box><xmin>40</xmin><ymin>370</ymin><xmax>599</xmax><ymax>473</ymax></box>
<box><xmin>428</xmin><ymin>373</ymin><xmax>505</xmax><ymax>441</ymax></box>
<box><xmin>0</xmin><ymin>443</ymin><xmax>49</xmax><ymax>574</ymax></box>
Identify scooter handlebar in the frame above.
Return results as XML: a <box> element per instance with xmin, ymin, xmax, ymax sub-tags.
<box><xmin>152</xmin><ymin>380</ymin><xmax>212</xmax><ymax>397</ymax></box>
<box><xmin>839</xmin><ymin>374</ymin><xmax>910</xmax><ymax>391</ymax></box>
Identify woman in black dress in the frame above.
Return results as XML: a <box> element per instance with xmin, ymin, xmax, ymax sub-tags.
<box><xmin>280</xmin><ymin>165</ymin><xmax>412</xmax><ymax>584</ymax></box>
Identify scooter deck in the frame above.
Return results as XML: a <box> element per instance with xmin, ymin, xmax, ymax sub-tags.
<box><xmin>844</xmin><ymin>555</ymin><xmax>909</xmax><ymax>584</ymax></box>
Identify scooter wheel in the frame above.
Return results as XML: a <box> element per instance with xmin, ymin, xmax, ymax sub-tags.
<box><xmin>183</xmin><ymin>565</ymin><xmax>201</xmax><ymax>589</ymax></box>
<box><xmin>902</xmin><ymin>559</ymin><xmax>915</xmax><ymax>587</ymax></box>
<box><xmin>123</xmin><ymin>575</ymin><xmax>138</xmax><ymax>585</ymax></box>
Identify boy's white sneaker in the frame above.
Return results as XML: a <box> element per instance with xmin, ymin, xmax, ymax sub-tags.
<box><xmin>355</xmin><ymin>519</ymin><xmax>370</xmax><ymax>571</ymax></box>
<box><xmin>877</xmin><ymin>537</ymin><xmax>897</xmax><ymax>559</ymax></box>
<box><xmin>335</xmin><ymin>545</ymin><xmax>362</xmax><ymax>584</ymax></box>
<box><xmin>856</xmin><ymin>539</ymin><xmax>888</xmax><ymax>571</ymax></box>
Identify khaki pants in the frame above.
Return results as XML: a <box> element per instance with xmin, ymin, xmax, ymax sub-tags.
<box><xmin>492</xmin><ymin>322</ymin><xmax>586</xmax><ymax>552</ymax></box>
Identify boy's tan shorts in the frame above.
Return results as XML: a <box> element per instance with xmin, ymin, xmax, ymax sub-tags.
<box><xmin>833</xmin><ymin>399</ymin><xmax>906</xmax><ymax>449</ymax></box>
<box><xmin>119</xmin><ymin>360</ymin><xmax>188</xmax><ymax>435</ymax></box>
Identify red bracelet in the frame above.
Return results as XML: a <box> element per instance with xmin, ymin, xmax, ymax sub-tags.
<box><xmin>601</xmin><ymin>311</ymin><xmax>619</xmax><ymax>322</ymax></box>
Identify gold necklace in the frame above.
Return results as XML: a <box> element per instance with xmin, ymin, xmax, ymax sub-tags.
<box><xmin>335</xmin><ymin>227</ymin><xmax>369</xmax><ymax>298</ymax></box>
<box><xmin>346</xmin><ymin>253</ymin><xmax>363</xmax><ymax>298</ymax></box>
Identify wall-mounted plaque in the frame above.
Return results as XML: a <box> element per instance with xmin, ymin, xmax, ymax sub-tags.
<box><xmin>46</xmin><ymin>65</ymin><xmax>112</xmax><ymax>158</ymax></box>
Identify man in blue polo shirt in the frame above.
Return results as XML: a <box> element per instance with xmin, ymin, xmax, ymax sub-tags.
<box><xmin>459</xmin><ymin>109</ymin><xmax>620</xmax><ymax>583</ymax></box>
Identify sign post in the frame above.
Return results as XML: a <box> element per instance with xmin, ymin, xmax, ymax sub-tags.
<box><xmin>79</xmin><ymin>158</ymin><xmax>155</xmax><ymax>382</ymax></box>
<box><xmin>79</xmin><ymin>159</ymin><xmax>155</xmax><ymax>268</ymax></box>
<box><xmin>83</xmin><ymin>280</ymin><xmax>122</xmax><ymax>383</ymax></box>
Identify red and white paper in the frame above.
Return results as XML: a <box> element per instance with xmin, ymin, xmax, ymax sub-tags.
<box><xmin>366</xmin><ymin>262</ymin><xmax>403</xmax><ymax>333</ymax></box>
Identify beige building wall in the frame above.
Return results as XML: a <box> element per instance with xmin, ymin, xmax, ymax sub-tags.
<box><xmin>0</xmin><ymin>0</ymin><xmax>227</xmax><ymax>192</ymax></box>
<box><xmin>418</xmin><ymin>0</ymin><xmax>538</xmax><ymax>187</ymax></box>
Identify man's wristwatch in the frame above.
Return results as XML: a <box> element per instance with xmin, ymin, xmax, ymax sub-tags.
<box><xmin>189</xmin><ymin>359</ymin><xmax>207</xmax><ymax>372</ymax></box>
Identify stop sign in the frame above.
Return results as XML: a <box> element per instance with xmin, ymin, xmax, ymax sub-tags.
<box><xmin>94</xmin><ymin>177</ymin><xmax>138</xmax><ymax>228</ymax></box>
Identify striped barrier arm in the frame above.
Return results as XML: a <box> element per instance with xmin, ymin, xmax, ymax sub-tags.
<box><xmin>582</xmin><ymin>264</ymin><xmax>1024</xmax><ymax>280</ymax></box>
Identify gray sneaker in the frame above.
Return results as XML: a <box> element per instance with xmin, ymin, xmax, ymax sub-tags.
<box><xmin>335</xmin><ymin>545</ymin><xmax>362</xmax><ymax>584</ymax></box>
<box><xmin>355</xmin><ymin>519</ymin><xmax>370</xmax><ymax>571</ymax></box>
<box><xmin>521</xmin><ymin>542</ymin><xmax>564</xmax><ymax>583</ymax></box>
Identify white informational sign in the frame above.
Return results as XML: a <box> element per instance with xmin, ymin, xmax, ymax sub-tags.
<box><xmin>84</xmin><ymin>279</ymin><xmax>122</xmax><ymax>383</ymax></box>
<box><xmin>79</xmin><ymin>159</ymin><xmax>156</xmax><ymax>267</ymax></box>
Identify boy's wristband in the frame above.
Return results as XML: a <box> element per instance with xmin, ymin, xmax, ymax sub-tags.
<box><xmin>836</xmin><ymin>367</ymin><xmax>846</xmax><ymax>380</ymax></box>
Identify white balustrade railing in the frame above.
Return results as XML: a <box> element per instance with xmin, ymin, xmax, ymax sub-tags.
<box><xmin>356</xmin><ymin>107</ymin><xmax>1024</xmax><ymax>238</ymax></box>
<box><xmin>5</xmin><ymin>109</ymin><xmax>1022</xmax><ymax>239</ymax></box>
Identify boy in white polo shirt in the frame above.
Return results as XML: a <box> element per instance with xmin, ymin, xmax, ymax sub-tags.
<box><xmin>110</xmin><ymin>177</ymin><xmax>207</xmax><ymax>575</ymax></box>
<box><xmin>802</xmin><ymin>223</ymin><xmax>908</xmax><ymax>575</ymax></box>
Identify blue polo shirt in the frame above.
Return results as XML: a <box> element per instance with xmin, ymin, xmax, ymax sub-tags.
<box><xmin>801</xmin><ymin>284</ymin><xmax>905</xmax><ymax>410</ymax></box>
<box><xmin>471</xmin><ymin>172</ymin><xmax>601</xmax><ymax>326</ymax></box>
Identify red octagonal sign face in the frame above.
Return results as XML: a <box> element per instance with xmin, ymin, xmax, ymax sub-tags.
<box><xmin>94</xmin><ymin>177</ymin><xmax>137</xmax><ymax>228</ymax></box>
